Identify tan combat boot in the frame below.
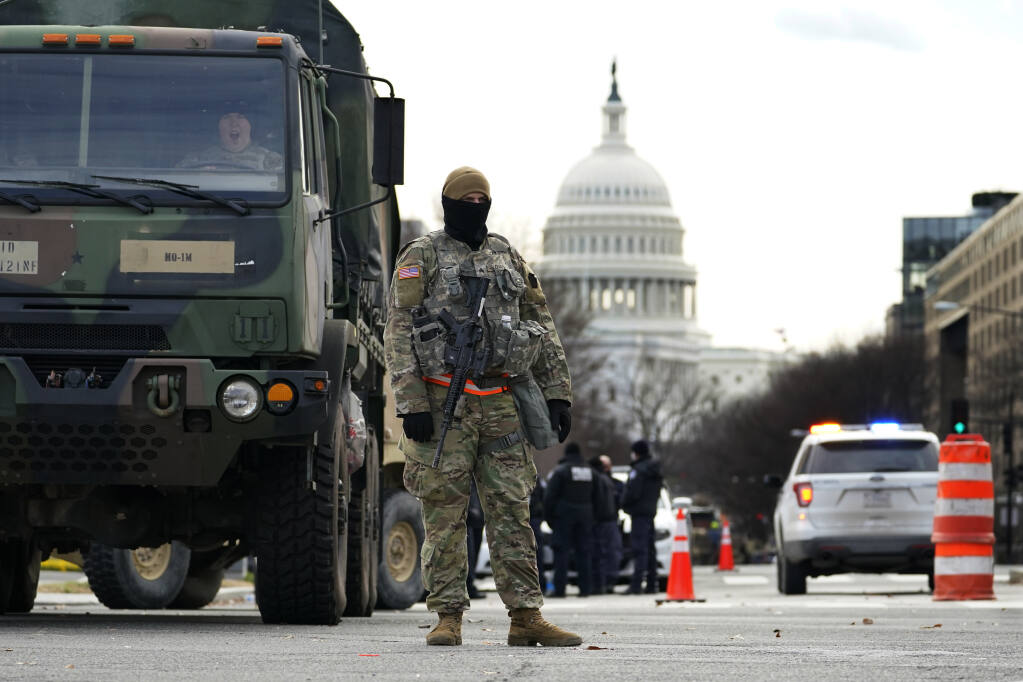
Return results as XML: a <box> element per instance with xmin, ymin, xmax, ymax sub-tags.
<box><xmin>425</xmin><ymin>611</ymin><xmax>462</xmax><ymax>646</ymax></box>
<box><xmin>507</xmin><ymin>608</ymin><xmax>582</xmax><ymax>647</ymax></box>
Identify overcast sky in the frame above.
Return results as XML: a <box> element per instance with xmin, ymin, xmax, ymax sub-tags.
<box><xmin>334</xmin><ymin>0</ymin><xmax>1023</xmax><ymax>353</ymax></box>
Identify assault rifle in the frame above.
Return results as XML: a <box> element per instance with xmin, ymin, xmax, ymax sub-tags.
<box><xmin>432</xmin><ymin>276</ymin><xmax>491</xmax><ymax>467</ymax></box>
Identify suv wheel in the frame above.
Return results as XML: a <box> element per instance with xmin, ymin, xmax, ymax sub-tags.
<box><xmin>778</xmin><ymin>554</ymin><xmax>807</xmax><ymax>595</ymax></box>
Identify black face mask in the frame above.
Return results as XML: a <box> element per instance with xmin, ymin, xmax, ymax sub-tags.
<box><xmin>442</xmin><ymin>196</ymin><xmax>490</xmax><ymax>250</ymax></box>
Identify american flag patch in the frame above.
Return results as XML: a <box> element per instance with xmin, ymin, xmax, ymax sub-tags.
<box><xmin>398</xmin><ymin>265</ymin><xmax>420</xmax><ymax>279</ymax></box>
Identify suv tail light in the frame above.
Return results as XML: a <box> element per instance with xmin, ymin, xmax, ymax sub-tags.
<box><xmin>794</xmin><ymin>482</ymin><xmax>813</xmax><ymax>507</ymax></box>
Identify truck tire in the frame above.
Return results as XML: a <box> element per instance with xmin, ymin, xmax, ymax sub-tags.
<box><xmin>168</xmin><ymin>567</ymin><xmax>226</xmax><ymax>610</ymax></box>
<box><xmin>376</xmin><ymin>488</ymin><xmax>425</xmax><ymax>610</ymax></box>
<box><xmin>343</xmin><ymin>432</ymin><xmax>379</xmax><ymax>618</ymax></box>
<box><xmin>253</xmin><ymin>443</ymin><xmax>348</xmax><ymax>624</ymax></box>
<box><xmin>83</xmin><ymin>542</ymin><xmax>191</xmax><ymax>609</ymax></box>
<box><xmin>0</xmin><ymin>540</ymin><xmax>41</xmax><ymax>614</ymax></box>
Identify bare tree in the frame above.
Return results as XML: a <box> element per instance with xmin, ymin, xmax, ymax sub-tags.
<box><xmin>626</xmin><ymin>353</ymin><xmax>718</xmax><ymax>448</ymax></box>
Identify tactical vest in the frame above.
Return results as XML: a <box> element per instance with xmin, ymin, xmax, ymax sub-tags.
<box><xmin>410</xmin><ymin>231</ymin><xmax>546</xmax><ymax>383</ymax></box>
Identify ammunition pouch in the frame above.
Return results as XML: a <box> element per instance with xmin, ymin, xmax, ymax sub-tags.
<box><xmin>509</xmin><ymin>375</ymin><xmax>559</xmax><ymax>451</ymax></box>
<box><xmin>411</xmin><ymin>311</ymin><xmax>450</xmax><ymax>376</ymax></box>
<box><xmin>491</xmin><ymin>319</ymin><xmax>546</xmax><ymax>377</ymax></box>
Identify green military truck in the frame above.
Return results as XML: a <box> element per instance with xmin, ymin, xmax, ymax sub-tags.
<box><xmin>0</xmin><ymin>0</ymin><xmax>426</xmax><ymax>623</ymax></box>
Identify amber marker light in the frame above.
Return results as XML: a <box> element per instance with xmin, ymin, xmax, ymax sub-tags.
<box><xmin>266</xmin><ymin>381</ymin><xmax>296</xmax><ymax>415</ymax></box>
<box><xmin>303</xmin><ymin>377</ymin><xmax>330</xmax><ymax>395</ymax></box>
<box><xmin>42</xmin><ymin>33</ymin><xmax>69</xmax><ymax>46</ymax></box>
<box><xmin>108</xmin><ymin>34</ymin><xmax>136</xmax><ymax>47</ymax></box>
<box><xmin>75</xmin><ymin>34</ymin><xmax>102</xmax><ymax>46</ymax></box>
<box><xmin>809</xmin><ymin>423</ymin><xmax>842</xmax><ymax>435</ymax></box>
<box><xmin>256</xmin><ymin>36</ymin><xmax>283</xmax><ymax>48</ymax></box>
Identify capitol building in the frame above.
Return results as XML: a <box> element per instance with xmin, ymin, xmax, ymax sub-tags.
<box><xmin>536</xmin><ymin>66</ymin><xmax>783</xmax><ymax>429</ymax></box>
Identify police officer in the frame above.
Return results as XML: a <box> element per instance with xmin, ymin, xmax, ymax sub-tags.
<box><xmin>466</xmin><ymin>479</ymin><xmax>485</xmax><ymax>599</ymax></box>
<box><xmin>589</xmin><ymin>454</ymin><xmax>623</xmax><ymax>594</ymax></box>
<box><xmin>383</xmin><ymin>166</ymin><xmax>579</xmax><ymax>647</ymax></box>
<box><xmin>544</xmin><ymin>442</ymin><xmax>594</xmax><ymax>597</ymax></box>
<box><xmin>622</xmin><ymin>439</ymin><xmax>663</xmax><ymax>594</ymax></box>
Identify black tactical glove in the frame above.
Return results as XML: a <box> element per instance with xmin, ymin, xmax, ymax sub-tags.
<box><xmin>401</xmin><ymin>412</ymin><xmax>434</xmax><ymax>442</ymax></box>
<box><xmin>546</xmin><ymin>399</ymin><xmax>572</xmax><ymax>443</ymax></box>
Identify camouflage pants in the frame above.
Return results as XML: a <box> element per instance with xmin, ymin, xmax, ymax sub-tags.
<box><xmin>401</xmin><ymin>383</ymin><xmax>542</xmax><ymax>613</ymax></box>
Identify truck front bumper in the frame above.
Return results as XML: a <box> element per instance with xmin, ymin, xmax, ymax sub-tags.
<box><xmin>0</xmin><ymin>357</ymin><xmax>329</xmax><ymax>486</ymax></box>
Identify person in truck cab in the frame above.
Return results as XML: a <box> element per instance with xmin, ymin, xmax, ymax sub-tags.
<box><xmin>177</xmin><ymin>111</ymin><xmax>282</xmax><ymax>171</ymax></box>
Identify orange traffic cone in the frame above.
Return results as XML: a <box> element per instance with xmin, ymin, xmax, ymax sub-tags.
<box><xmin>665</xmin><ymin>508</ymin><xmax>696</xmax><ymax>601</ymax></box>
<box><xmin>717</xmin><ymin>516</ymin><xmax>735</xmax><ymax>571</ymax></box>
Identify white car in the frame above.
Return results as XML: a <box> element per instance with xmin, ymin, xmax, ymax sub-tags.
<box><xmin>768</xmin><ymin>422</ymin><xmax>939</xmax><ymax>595</ymax></box>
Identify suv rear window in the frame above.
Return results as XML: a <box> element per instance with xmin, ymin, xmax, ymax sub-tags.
<box><xmin>799</xmin><ymin>439</ymin><xmax>938</xmax><ymax>474</ymax></box>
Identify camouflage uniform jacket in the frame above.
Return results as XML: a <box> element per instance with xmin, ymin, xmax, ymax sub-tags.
<box><xmin>177</xmin><ymin>143</ymin><xmax>283</xmax><ymax>171</ymax></box>
<box><xmin>383</xmin><ymin>230</ymin><xmax>572</xmax><ymax>416</ymax></box>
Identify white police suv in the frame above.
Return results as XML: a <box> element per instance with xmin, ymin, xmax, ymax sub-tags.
<box><xmin>769</xmin><ymin>422</ymin><xmax>940</xmax><ymax>594</ymax></box>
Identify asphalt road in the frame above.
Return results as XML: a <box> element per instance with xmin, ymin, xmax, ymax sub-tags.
<box><xmin>4</xmin><ymin>565</ymin><xmax>1022</xmax><ymax>680</ymax></box>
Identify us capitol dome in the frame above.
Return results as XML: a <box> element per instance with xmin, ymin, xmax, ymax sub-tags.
<box><xmin>535</xmin><ymin>64</ymin><xmax>710</xmax><ymax>387</ymax></box>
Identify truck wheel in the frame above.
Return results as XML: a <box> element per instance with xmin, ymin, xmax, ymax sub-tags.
<box><xmin>344</xmin><ymin>431</ymin><xmax>379</xmax><ymax>618</ymax></box>
<box><xmin>376</xmin><ymin>488</ymin><xmax>425</xmax><ymax>610</ymax></box>
<box><xmin>84</xmin><ymin>542</ymin><xmax>191</xmax><ymax>609</ymax></box>
<box><xmin>168</xmin><ymin>567</ymin><xmax>225</xmax><ymax>609</ymax></box>
<box><xmin>0</xmin><ymin>539</ymin><xmax>41</xmax><ymax>614</ymax></box>
<box><xmin>253</xmin><ymin>443</ymin><xmax>348</xmax><ymax>624</ymax></box>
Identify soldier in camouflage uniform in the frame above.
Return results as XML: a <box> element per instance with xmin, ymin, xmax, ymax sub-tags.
<box><xmin>383</xmin><ymin>166</ymin><xmax>580</xmax><ymax>647</ymax></box>
<box><xmin>177</xmin><ymin>112</ymin><xmax>283</xmax><ymax>171</ymax></box>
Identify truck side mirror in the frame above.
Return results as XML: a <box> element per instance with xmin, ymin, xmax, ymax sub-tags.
<box><xmin>763</xmin><ymin>475</ymin><xmax>783</xmax><ymax>489</ymax></box>
<box><xmin>372</xmin><ymin>97</ymin><xmax>405</xmax><ymax>187</ymax></box>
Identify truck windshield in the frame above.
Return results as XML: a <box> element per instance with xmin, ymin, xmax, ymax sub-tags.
<box><xmin>0</xmin><ymin>53</ymin><xmax>286</xmax><ymax>202</ymax></box>
<box><xmin>802</xmin><ymin>439</ymin><xmax>938</xmax><ymax>474</ymax></box>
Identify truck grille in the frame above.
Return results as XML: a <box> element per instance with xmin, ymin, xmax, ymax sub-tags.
<box><xmin>0</xmin><ymin>421</ymin><xmax>165</xmax><ymax>476</ymax></box>
<box><xmin>0</xmin><ymin>323</ymin><xmax>170</xmax><ymax>352</ymax></box>
<box><xmin>21</xmin><ymin>356</ymin><xmax>131</xmax><ymax>388</ymax></box>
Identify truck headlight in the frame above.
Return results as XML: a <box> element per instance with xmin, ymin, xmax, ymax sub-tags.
<box><xmin>219</xmin><ymin>378</ymin><xmax>262</xmax><ymax>421</ymax></box>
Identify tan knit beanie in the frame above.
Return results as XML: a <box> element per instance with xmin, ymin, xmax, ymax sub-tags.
<box><xmin>442</xmin><ymin>166</ymin><xmax>490</xmax><ymax>200</ymax></box>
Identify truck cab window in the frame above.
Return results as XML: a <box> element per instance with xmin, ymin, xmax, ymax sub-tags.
<box><xmin>0</xmin><ymin>54</ymin><xmax>288</xmax><ymax>204</ymax></box>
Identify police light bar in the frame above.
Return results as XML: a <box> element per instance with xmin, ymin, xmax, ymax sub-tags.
<box><xmin>807</xmin><ymin>422</ymin><xmax>925</xmax><ymax>435</ymax></box>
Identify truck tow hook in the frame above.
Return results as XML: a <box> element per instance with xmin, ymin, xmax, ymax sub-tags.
<box><xmin>146</xmin><ymin>374</ymin><xmax>182</xmax><ymax>418</ymax></box>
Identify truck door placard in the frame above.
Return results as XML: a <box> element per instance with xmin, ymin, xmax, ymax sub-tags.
<box><xmin>0</xmin><ymin>240</ymin><xmax>39</xmax><ymax>275</ymax></box>
<box><xmin>120</xmin><ymin>240</ymin><xmax>235</xmax><ymax>274</ymax></box>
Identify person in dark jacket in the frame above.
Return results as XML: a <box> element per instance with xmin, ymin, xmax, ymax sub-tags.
<box><xmin>544</xmin><ymin>442</ymin><xmax>594</xmax><ymax>597</ymax></box>
<box><xmin>466</xmin><ymin>479</ymin><xmax>486</xmax><ymax>599</ymax></box>
<box><xmin>529</xmin><ymin>472</ymin><xmax>546</xmax><ymax>587</ymax></box>
<box><xmin>589</xmin><ymin>455</ymin><xmax>623</xmax><ymax>594</ymax></box>
<box><xmin>621</xmin><ymin>439</ymin><xmax>663</xmax><ymax>594</ymax></box>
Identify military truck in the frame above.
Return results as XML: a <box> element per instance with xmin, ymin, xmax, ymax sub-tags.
<box><xmin>0</xmin><ymin>0</ymin><xmax>426</xmax><ymax>623</ymax></box>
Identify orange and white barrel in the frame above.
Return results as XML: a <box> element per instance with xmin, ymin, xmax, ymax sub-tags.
<box><xmin>931</xmin><ymin>434</ymin><xmax>996</xmax><ymax>601</ymax></box>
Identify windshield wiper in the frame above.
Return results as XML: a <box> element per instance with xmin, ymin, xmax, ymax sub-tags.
<box><xmin>0</xmin><ymin>189</ymin><xmax>40</xmax><ymax>213</ymax></box>
<box><xmin>92</xmin><ymin>175</ymin><xmax>249</xmax><ymax>216</ymax></box>
<box><xmin>0</xmin><ymin>179</ymin><xmax>152</xmax><ymax>214</ymax></box>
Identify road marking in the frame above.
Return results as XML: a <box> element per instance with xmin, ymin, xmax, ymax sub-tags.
<box><xmin>809</xmin><ymin>575</ymin><xmax>854</xmax><ymax>583</ymax></box>
<box><xmin>882</xmin><ymin>574</ymin><xmax>929</xmax><ymax>583</ymax></box>
<box><xmin>722</xmin><ymin>576</ymin><xmax>769</xmax><ymax>585</ymax></box>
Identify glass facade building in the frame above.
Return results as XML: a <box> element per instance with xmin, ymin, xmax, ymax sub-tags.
<box><xmin>889</xmin><ymin>192</ymin><xmax>1017</xmax><ymax>336</ymax></box>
